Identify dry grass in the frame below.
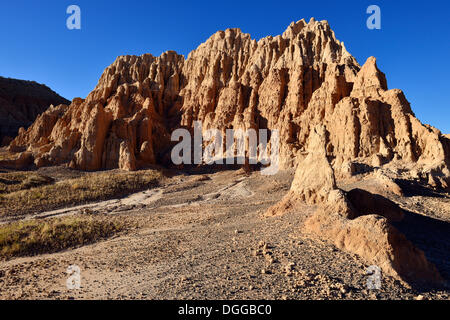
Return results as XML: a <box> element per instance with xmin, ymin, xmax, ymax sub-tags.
<box><xmin>0</xmin><ymin>169</ymin><xmax>163</xmax><ymax>217</ymax></box>
<box><xmin>0</xmin><ymin>148</ymin><xmax>15</xmax><ymax>161</ymax></box>
<box><xmin>0</xmin><ymin>172</ymin><xmax>54</xmax><ymax>194</ymax></box>
<box><xmin>0</xmin><ymin>215</ymin><xmax>127</xmax><ymax>260</ymax></box>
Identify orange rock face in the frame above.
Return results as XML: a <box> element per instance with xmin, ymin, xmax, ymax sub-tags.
<box><xmin>7</xmin><ymin>18</ymin><xmax>450</xmax><ymax>180</ymax></box>
<box><xmin>9</xmin><ymin>52</ymin><xmax>184</xmax><ymax>170</ymax></box>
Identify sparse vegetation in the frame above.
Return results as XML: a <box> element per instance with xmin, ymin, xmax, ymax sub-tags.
<box><xmin>0</xmin><ymin>148</ymin><xmax>16</xmax><ymax>161</ymax></box>
<box><xmin>0</xmin><ymin>172</ymin><xmax>54</xmax><ymax>194</ymax></box>
<box><xmin>0</xmin><ymin>169</ymin><xmax>163</xmax><ymax>216</ymax></box>
<box><xmin>0</xmin><ymin>215</ymin><xmax>127</xmax><ymax>260</ymax></box>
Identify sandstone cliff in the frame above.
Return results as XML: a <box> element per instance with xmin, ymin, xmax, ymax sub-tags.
<box><xmin>7</xmin><ymin>18</ymin><xmax>450</xmax><ymax>184</ymax></box>
<box><xmin>0</xmin><ymin>77</ymin><xmax>69</xmax><ymax>145</ymax></box>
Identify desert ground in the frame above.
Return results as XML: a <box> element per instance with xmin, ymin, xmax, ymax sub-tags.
<box><xmin>0</xmin><ymin>161</ymin><xmax>449</xmax><ymax>300</ymax></box>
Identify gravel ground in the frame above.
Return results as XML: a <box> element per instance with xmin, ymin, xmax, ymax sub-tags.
<box><xmin>0</xmin><ymin>169</ymin><xmax>449</xmax><ymax>300</ymax></box>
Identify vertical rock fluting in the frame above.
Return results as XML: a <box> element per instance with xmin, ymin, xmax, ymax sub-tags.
<box><xmin>9</xmin><ymin>51</ymin><xmax>185</xmax><ymax>170</ymax></box>
<box><xmin>180</xmin><ymin>19</ymin><xmax>358</xmax><ymax>168</ymax></box>
<box><xmin>6</xmin><ymin>18</ymin><xmax>450</xmax><ymax>183</ymax></box>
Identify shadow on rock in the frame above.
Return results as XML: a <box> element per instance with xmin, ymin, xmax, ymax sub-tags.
<box><xmin>393</xmin><ymin>210</ymin><xmax>450</xmax><ymax>290</ymax></box>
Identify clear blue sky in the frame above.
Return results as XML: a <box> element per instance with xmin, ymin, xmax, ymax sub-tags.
<box><xmin>1</xmin><ymin>0</ymin><xmax>449</xmax><ymax>133</ymax></box>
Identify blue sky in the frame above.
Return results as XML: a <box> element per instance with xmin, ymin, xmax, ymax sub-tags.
<box><xmin>0</xmin><ymin>0</ymin><xmax>449</xmax><ymax>133</ymax></box>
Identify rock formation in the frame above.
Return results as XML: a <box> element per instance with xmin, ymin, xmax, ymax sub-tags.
<box><xmin>0</xmin><ymin>77</ymin><xmax>69</xmax><ymax>145</ymax></box>
<box><xmin>8</xmin><ymin>52</ymin><xmax>184</xmax><ymax>170</ymax></box>
<box><xmin>268</xmin><ymin>125</ymin><xmax>443</xmax><ymax>285</ymax></box>
<box><xmin>304</xmin><ymin>210</ymin><xmax>443</xmax><ymax>285</ymax></box>
<box><xmin>4</xmin><ymin>18</ymin><xmax>449</xmax><ymax>286</ymax></box>
<box><xmin>7</xmin><ymin>18</ymin><xmax>450</xmax><ymax>180</ymax></box>
<box><xmin>265</xmin><ymin>125</ymin><xmax>338</xmax><ymax>216</ymax></box>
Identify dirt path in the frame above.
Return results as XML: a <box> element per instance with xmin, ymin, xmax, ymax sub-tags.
<box><xmin>0</xmin><ymin>169</ymin><xmax>448</xmax><ymax>300</ymax></box>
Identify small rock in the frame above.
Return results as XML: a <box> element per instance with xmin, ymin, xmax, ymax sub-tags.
<box><xmin>261</xmin><ymin>269</ymin><xmax>271</xmax><ymax>275</ymax></box>
<box><xmin>284</xmin><ymin>262</ymin><xmax>295</xmax><ymax>273</ymax></box>
<box><xmin>253</xmin><ymin>249</ymin><xmax>262</xmax><ymax>256</ymax></box>
<box><xmin>266</xmin><ymin>257</ymin><xmax>277</xmax><ymax>264</ymax></box>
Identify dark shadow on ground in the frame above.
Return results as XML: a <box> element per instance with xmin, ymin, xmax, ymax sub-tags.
<box><xmin>393</xmin><ymin>210</ymin><xmax>450</xmax><ymax>290</ymax></box>
<box><xmin>395</xmin><ymin>179</ymin><xmax>446</xmax><ymax>198</ymax></box>
<box><xmin>167</xmin><ymin>156</ymin><xmax>264</xmax><ymax>176</ymax></box>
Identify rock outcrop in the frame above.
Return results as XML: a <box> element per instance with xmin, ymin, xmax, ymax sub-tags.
<box><xmin>265</xmin><ymin>125</ymin><xmax>338</xmax><ymax>216</ymax></box>
<box><xmin>268</xmin><ymin>123</ymin><xmax>443</xmax><ymax>285</ymax></box>
<box><xmin>9</xmin><ymin>52</ymin><xmax>184</xmax><ymax>170</ymax></box>
<box><xmin>304</xmin><ymin>210</ymin><xmax>442</xmax><ymax>285</ymax></box>
<box><xmin>0</xmin><ymin>77</ymin><xmax>69</xmax><ymax>145</ymax></box>
<box><xmin>6</xmin><ymin>18</ymin><xmax>450</xmax><ymax>182</ymax></box>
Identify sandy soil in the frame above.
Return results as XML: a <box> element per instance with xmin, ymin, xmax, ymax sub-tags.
<box><xmin>0</xmin><ymin>168</ymin><xmax>449</xmax><ymax>300</ymax></box>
